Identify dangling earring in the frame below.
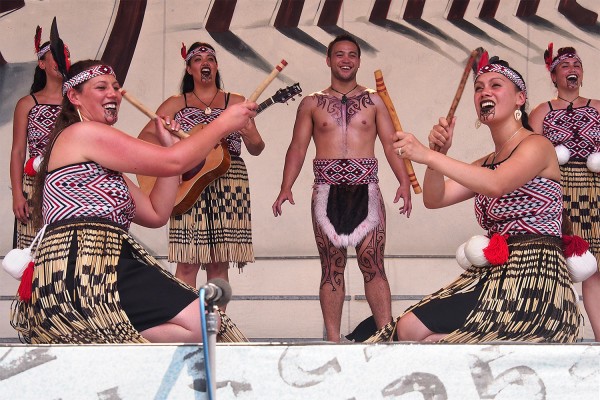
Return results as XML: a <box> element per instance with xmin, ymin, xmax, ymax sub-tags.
<box><xmin>514</xmin><ymin>109</ymin><xmax>522</xmax><ymax>121</ymax></box>
<box><xmin>475</xmin><ymin>118</ymin><xmax>481</xmax><ymax>129</ymax></box>
<box><xmin>76</xmin><ymin>108</ymin><xmax>83</xmax><ymax>122</ymax></box>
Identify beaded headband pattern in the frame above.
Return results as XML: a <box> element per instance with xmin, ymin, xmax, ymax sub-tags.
<box><xmin>181</xmin><ymin>43</ymin><xmax>216</xmax><ymax>63</ymax></box>
<box><xmin>549</xmin><ymin>53</ymin><xmax>582</xmax><ymax>72</ymax></box>
<box><xmin>476</xmin><ymin>63</ymin><xmax>527</xmax><ymax>99</ymax></box>
<box><xmin>62</xmin><ymin>65</ymin><xmax>116</xmax><ymax>96</ymax></box>
<box><xmin>37</xmin><ymin>44</ymin><xmax>51</xmax><ymax>60</ymax></box>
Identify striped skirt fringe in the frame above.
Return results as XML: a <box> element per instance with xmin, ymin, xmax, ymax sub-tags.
<box><xmin>561</xmin><ymin>161</ymin><xmax>600</xmax><ymax>266</ymax></box>
<box><xmin>367</xmin><ymin>235</ymin><xmax>581</xmax><ymax>343</ymax></box>
<box><xmin>169</xmin><ymin>156</ymin><xmax>254</xmax><ymax>269</ymax></box>
<box><xmin>10</xmin><ymin>220</ymin><xmax>246</xmax><ymax>344</ymax></box>
<box><xmin>15</xmin><ymin>174</ymin><xmax>36</xmax><ymax>249</ymax></box>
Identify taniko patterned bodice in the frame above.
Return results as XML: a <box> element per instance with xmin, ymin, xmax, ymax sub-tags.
<box><xmin>43</xmin><ymin>162</ymin><xmax>136</xmax><ymax>229</ymax></box>
<box><xmin>474</xmin><ymin>162</ymin><xmax>562</xmax><ymax>237</ymax></box>
<box><xmin>27</xmin><ymin>100</ymin><xmax>61</xmax><ymax>158</ymax></box>
<box><xmin>542</xmin><ymin>104</ymin><xmax>600</xmax><ymax>159</ymax></box>
<box><xmin>174</xmin><ymin>106</ymin><xmax>242</xmax><ymax>157</ymax></box>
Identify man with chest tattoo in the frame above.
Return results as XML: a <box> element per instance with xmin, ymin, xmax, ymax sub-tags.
<box><xmin>272</xmin><ymin>35</ymin><xmax>413</xmax><ymax>342</ymax></box>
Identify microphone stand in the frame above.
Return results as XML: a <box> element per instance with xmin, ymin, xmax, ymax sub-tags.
<box><xmin>200</xmin><ymin>279</ymin><xmax>231</xmax><ymax>399</ymax></box>
<box><xmin>206</xmin><ymin>302</ymin><xmax>219</xmax><ymax>398</ymax></box>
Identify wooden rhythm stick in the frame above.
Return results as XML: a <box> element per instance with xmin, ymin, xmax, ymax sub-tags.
<box><xmin>247</xmin><ymin>59</ymin><xmax>288</xmax><ymax>102</ymax></box>
<box><xmin>434</xmin><ymin>48</ymin><xmax>481</xmax><ymax>151</ymax></box>
<box><xmin>447</xmin><ymin>49</ymin><xmax>480</xmax><ymax>122</ymax></box>
<box><xmin>374</xmin><ymin>69</ymin><xmax>422</xmax><ymax>194</ymax></box>
<box><xmin>119</xmin><ymin>89</ymin><xmax>189</xmax><ymax>139</ymax></box>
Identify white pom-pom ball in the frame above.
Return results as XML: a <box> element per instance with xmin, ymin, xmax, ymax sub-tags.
<box><xmin>2</xmin><ymin>248</ymin><xmax>32</xmax><ymax>280</ymax></box>
<box><xmin>567</xmin><ymin>251</ymin><xmax>598</xmax><ymax>283</ymax></box>
<box><xmin>455</xmin><ymin>242</ymin><xmax>472</xmax><ymax>270</ymax></box>
<box><xmin>464</xmin><ymin>235</ymin><xmax>490</xmax><ymax>267</ymax></box>
<box><xmin>33</xmin><ymin>155</ymin><xmax>43</xmax><ymax>172</ymax></box>
<box><xmin>555</xmin><ymin>145</ymin><xmax>570</xmax><ymax>165</ymax></box>
<box><xmin>586</xmin><ymin>152</ymin><xmax>600</xmax><ymax>173</ymax></box>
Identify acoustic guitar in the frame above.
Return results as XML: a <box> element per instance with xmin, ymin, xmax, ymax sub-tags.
<box><xmin>137</xmin><ymin>83</ymin><xmax>302</xmax><ymax>216</ymax></box>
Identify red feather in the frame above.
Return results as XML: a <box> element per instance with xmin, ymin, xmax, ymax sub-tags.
<box><xmin>17</xmin><ymin>261</ymin><xmax>35</xmax><ymax>302</ymax></box>
<box><xmin>544</xmin><ymin>42</ymin><xmax>554</xmax><ymax>71</ymax></box>
<box><xmin>483</xmin><ymin>233</ymin><xmax>509</xmax><ymax>265</ymax></box>
<box><xmin>181</xmin><ymin>42</ymin><xmax>187</xmax><ymax>60</ymax></box>
<box><xmin>477</xmin><ymin>51</ymin><xmax>489</xmax><ymax>72</ymax></box>
<box><xmin>563</xmin><ymin>235</ymin><xmax>589</xmax><ymax>257</ymax></box>
<box><xmin>64</xmin><ymin>45</ymin><xmax>71</xmax><ymax>73</ymax></box>
<box><xmin>34</xmin><ymin>26</ymin><xmax>42</xmax><ymax>53</ymax></box>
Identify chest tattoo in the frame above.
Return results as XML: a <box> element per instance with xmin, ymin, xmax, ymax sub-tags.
<box><xmin>317</xmin><ymin>92</ymin><xmax>374</xmax><ymax>127</ymax></box>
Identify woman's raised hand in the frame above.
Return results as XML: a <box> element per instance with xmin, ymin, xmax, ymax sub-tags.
<box><xmin>155</xmin><ymin>116</ymin><xmax>182</xmax><ymax>147</ymax></box>
<box><xmin>219</xmin><ymin>101</ymin><xmax>258</xmax><ymax>134</ymax></box>
<box><xmin>428</xmin><ymin>116</ymin><xmax>456</xmax><ymax>154</ymax></box>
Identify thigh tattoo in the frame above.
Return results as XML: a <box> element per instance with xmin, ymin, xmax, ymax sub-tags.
<box><xmin>312</xmin><ymin>197</ymin><xmax>347</xmax><ymax>291</ymax></box>
<box><xmin>356</xmin><ymin>195</ymin><xmax>387</xmax><ymax>283</ymax></box>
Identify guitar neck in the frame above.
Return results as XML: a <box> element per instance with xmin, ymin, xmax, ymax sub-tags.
<box><xmin>256</xmin><ymin>98</ymin><xmax>275</xmax><ymax>115</ymax></box>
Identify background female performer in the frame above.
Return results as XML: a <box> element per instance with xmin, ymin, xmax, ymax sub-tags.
<box><xmin>10</xmin><ymin>27</ymin><xmax>67</xmax><ymax>249</ymax></box>
<box><xmin>529</xmin><ymin>45</ymin><xmax>600</xmax><ymax>341</ymax></box>
<box><xmin>139</xmin><ymin>42</ymin><xmax>264</xmax><ymax>299</ymax></box>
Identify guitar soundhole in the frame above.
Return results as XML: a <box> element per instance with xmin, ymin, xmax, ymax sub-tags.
<box><xmin>182</xmin><ymin>160</ymin><xmax>206</xmax><ymax>181</ymax></box>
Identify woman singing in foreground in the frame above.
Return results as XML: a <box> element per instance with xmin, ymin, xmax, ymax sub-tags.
<box><xmin>11</xmin><ymin>59</ymin><xmax>256</xmax><ymax>344</ymax></box>
<box><xmin>387</xmin><ymin>55</ymin><xmax>580</xmax><ymax>343</ymax></box>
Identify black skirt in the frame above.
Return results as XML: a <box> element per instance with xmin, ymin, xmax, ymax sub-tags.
<box><xmin>65</xmin><ymin>227</ymin><xmax>198</xmax><ymax>333</ymax></box>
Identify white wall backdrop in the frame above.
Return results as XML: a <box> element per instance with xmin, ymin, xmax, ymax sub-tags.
<box><xmin>2</xmin><ymin>0</ymin><xmax>600</xmax><ymax>259</ymax></box>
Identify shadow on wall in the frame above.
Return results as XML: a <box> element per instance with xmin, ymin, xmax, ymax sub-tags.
<box><xmin>0</xmin><ymin>62</ymin><xmax>34</xmax><ymax>125</ymax></box>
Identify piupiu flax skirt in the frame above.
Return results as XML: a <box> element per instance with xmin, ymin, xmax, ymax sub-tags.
<box><xmin>15</xmin><ymin>174</ymin><xmax>36</xmax><ymax>249</ymax></box>
<box><xmin>10</xmin><ymin>219</ymin><xmax>246</xmax><ymax>344</ymax></box>
<box><xmin>367</xmin><ymin>235</ymin><xmax>581</xmax><ymax>343</ymax></box>
<box><xmin>561</xmin><ymin>160</ymin><xmax>600</xmax><ymax>266</ymax></box>
<box><xmin>169</xmin><ymin>156</ymin><xmax>254</xmax><ymax>269</ymax></box>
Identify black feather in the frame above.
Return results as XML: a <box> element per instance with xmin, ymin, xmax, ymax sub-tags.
<box><xmin>50</xmin><ymin>17</ymin><xmax>68</xmax><ymax>78</ymax></box>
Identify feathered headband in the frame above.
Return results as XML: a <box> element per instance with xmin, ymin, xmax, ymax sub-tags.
<box><xmin>180</xmin><ymin>42</ymin><xmax>216</xmax><ymax>63</ymax></box>
<box><xmin>544</xmin><ymin>42</ymin><xmax>582</xmax><ymax>72</ymax></box>
<box><xmin>34</xmin><ymin>26</ymin><xmax>51</xmax><ymax>60</ymax></box>
<box><xmin>474</xmin><ymin>51</ymin><xmax>527</xmax><ymax>99</ymax></box>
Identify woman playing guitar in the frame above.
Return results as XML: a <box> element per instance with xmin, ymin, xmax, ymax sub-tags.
<box><xmin>138</xmin><ymin>42</ymin><xmax>264</xmax><ymax>305</ymax></box>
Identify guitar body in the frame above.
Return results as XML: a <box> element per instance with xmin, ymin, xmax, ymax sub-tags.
<box><xmin>172</xmin><ymin>141</ymin><xmax>230</xmax><ymax>215</ymax></box>
<box><xmin>136</xmin><ymin>83</ymin><xmax>302</xmax><ymax>217</ymax></box>
<box><xmin>136</xmin><ymin>126</ymin><xmax>231</xmax><ymax>216</ymax></box>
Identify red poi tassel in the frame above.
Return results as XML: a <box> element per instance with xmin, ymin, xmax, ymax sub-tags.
<box><xmin>563</xmin><ymin>235</ymin><xmax>589</xmax><ymax>257</ymax></box>
<box><xmin>483</xmin><ymin>233</ymin><xmax>509</xmax><ymax>265</ymax></box>
<box><xmin>24</xmin><ymin>157</ymin><xmax>37</xmax><ymax>176</ymax></box>
<box><xmin>18</xmin><ymin>261</ymin><xmax>35</xmax><ymax>302</ymax></box>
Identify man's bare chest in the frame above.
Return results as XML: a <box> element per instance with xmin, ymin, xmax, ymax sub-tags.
<box><xmin>313</xmin><ymin>92</ymin><xmax>376</xmax><ymax>130</ymax></box>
